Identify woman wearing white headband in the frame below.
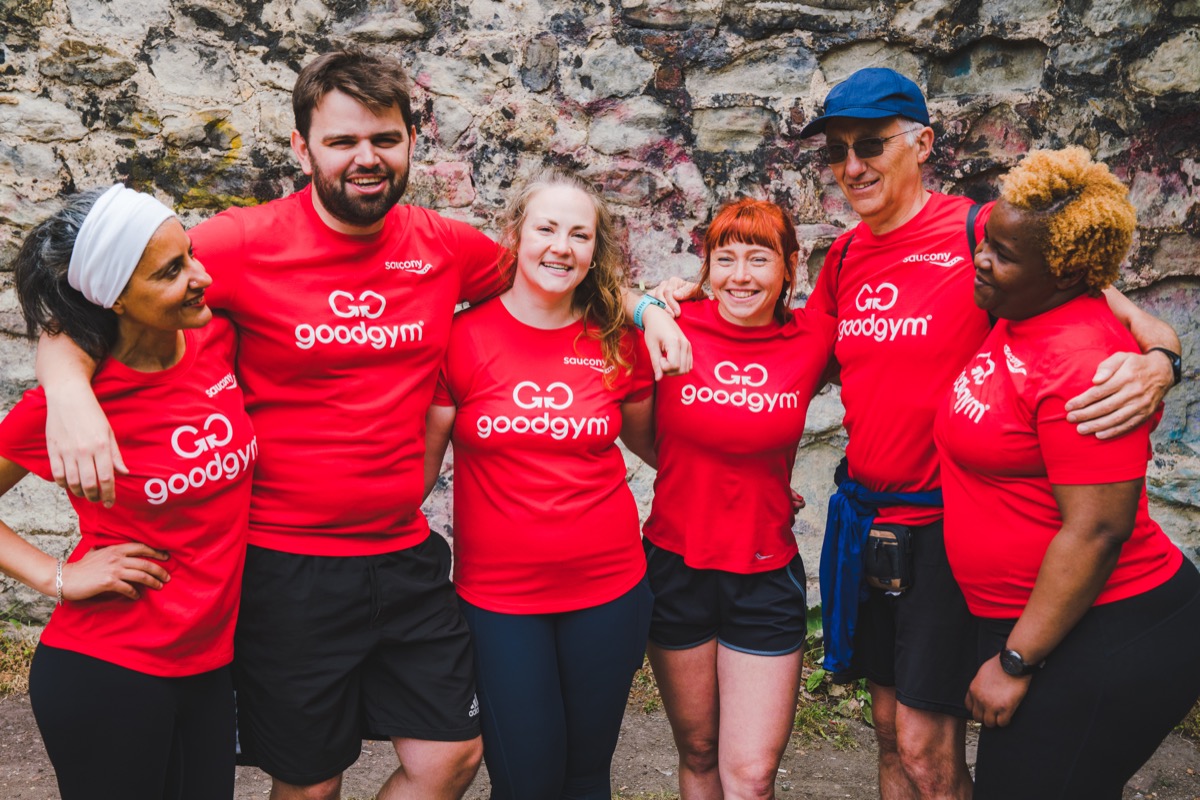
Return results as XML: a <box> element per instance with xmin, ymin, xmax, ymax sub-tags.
<box><xmin>0</xmin><ymin>185</ymin><xmax>256</xmax><ymax>800</ymax></box>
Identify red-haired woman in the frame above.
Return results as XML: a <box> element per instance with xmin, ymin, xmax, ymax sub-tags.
<box><xmin>642</xmin><ymin>199</ymin><xmax>834</xmax><ymax>798</ymax></box>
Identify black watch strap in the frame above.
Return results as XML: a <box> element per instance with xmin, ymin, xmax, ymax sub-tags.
<box><xmin>1000</xmin><ymin>648</ymin><xmax>1041</xmax><ymax>677</ymax></box>
<box><xmin>1149</xmin><ymin>347</ymin><xmax>1182</xmax><ymax>387</ymax></box>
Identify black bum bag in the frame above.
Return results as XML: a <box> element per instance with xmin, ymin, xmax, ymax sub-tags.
<box><xmin>863</xmin><ymin>524</ymin><xmax>914</xmax><ymax>593</ymax></box>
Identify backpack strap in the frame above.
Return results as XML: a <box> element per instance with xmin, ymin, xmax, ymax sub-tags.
<box><xmin>836</xmin><ymin>231</ymin><xmax>857</xmax><ymax>277</ymax></box>
<box><xmin>966</xmin><ymin>203</ymin><xmax>981</xmax><ymax>255</ymax></box>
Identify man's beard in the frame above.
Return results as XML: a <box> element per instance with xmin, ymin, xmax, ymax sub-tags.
<box><xmin>311</xmin><ymin>160</ymin><xmax>409</xmax><ymax>229</ymax></box>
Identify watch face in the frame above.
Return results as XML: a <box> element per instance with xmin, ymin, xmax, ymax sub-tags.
<box><xmin>999</xmin><ymin>649</ymin><xmax>1025</xmax><ymax>676</ymax></box>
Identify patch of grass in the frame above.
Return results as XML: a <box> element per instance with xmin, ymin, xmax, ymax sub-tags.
<box><xmin>0</xmin><ymin>622</ymin><xmax>37</xmax><ymax>696</ymax></box>
<box><xmin>1176</xmin><ymin>698</ymin><xmax>1200</xmax><ymax>741</ymax></box>
<box><xmin>793</xmin><ymin>605</ymin><xmax>870</xmax><ymax>748</ymax></box>
<box><xmin>795</xmin><ymin>639</ymin><xmax>867</xmax><ymax>749</ymax></box>
<box><xmin>628</xmin><ymin>656</ymin><xmax>662</xmax><ymax>714</ymax></box>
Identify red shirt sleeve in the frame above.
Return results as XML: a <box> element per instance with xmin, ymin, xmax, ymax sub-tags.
<box><xmin>623</xmin><ymin>329</ymin><xmax>655</xmax><ymax>403</ymax></box>
<box><xmin>1034</xmin><ymin>348</ymin><xmax>1152</xmax><ymax>485</ymax></box>
<box><xmin>804</xmin><ymin>232</ymin><xmax>848</xmax><ymax>317</ymax></box>
<box><xmin>0</xmin><ymin>390</ymin><xmax>54</xmax><ymax>482</ymax></box>
<box><xmin>453</xmin><ymin>224</ymin><xmax>505</xmax><ymax>306</ymax></box>
<box><xmin>189</xmin><ymin>210</ymin><xmax>248</xmax><ymax>312</ymax></box>
<box><xmin>432</xmin><ymin>363</ymin><xmax>455</xmax><ymax>407</ymax></box>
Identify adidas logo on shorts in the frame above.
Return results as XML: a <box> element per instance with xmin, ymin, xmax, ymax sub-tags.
<box><xmin>469</xmin><ymin>695</ymin><xmax>480</xmax><ymax>718</ymax></box>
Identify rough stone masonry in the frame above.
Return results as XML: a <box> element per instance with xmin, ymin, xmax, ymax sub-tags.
<box><xmin>1</xmin><ymin>0</ymin><xmax>1197</xmax><ymax>621</ymax></box>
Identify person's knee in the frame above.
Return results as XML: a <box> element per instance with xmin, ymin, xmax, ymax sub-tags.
<box><xmin>875</xmin><ymin>719</ymin><xmax>901</xmax><ymax>758</ymax></box>
<box><xmin>894</xmin><ymin>715</ymin><xmax>965</xmax><ymax>793</ymax></box>
<box><xmin>676</xmin><ymin>732</ymin><xmax>719</xmax><ymax>774</ymax></box>
<box><xmin>270</xmin><ymin>773</ymin><xmax>342</xmax><ymax>800</ymax></box>
<box><xmin>720</xmin><ymin>756</ymin><xmax>780</xmax><ymax>799</ymax></box>
<box><xmin>437</xmin><ymin>737</ymin><xmax>484</xmax><ymax>789</ymax></box>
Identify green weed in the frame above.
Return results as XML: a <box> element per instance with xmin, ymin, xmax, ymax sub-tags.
<box><xmin>0</xmin><ymin>622</ymin><xmax>37</xmax><ymax>696</ymax></box>
<box><xmin>628</xmin><ymin>656</ymin><xmax>662</xmax><ymax>714</ymax></box>
<box><xmin>1177</xmin><ymin>698</ymin><xmax>1200</xmax><ymax>741</ymax></box>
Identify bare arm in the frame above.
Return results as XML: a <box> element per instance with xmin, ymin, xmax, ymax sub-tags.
<box><xmin>965</xmin><ymin>479</ymin><xmax>1139</xmax><ymax>727</ymax></box>
<box><xmin>423</xmin><ymin>405</ymin><xmax>456</xmax><ymax>502</ymax></box>
<box><xmin>618</xmin><ymin>396</ymin><xmax>656</xmax><ymax>469</ymax></box>
<box><xmin>1064</xmin><ymin>288</ymin><xmax>1180</xmax><ymax>439</ymax></box>
<box><xmin>35</xmin><ymin>332</ymin><xmax>126</xmax><ymax>506</ymax></box>
<box><xmin>0</xmin><ymin>457</ymin><xmax>170</xmax><ymax>601</ymax></box>
<box><xmin>621</xmin><ymin>288</ymin><xmax>692</xmax><ymax>380</ymax></box>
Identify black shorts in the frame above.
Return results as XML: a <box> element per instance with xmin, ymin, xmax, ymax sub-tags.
<box><xmin>846</xmin><ymin>520</ymin><xmax>977</xmax><ymax>717</ymax></box>
<box><xmin>644</xmin><ymin>539</ymin><xmax>807</xmax><ymax>656</ymax></box>
<box><xmin>233</xmin><ymin>534</ymin><xmax>479</xmax><ymax>786</ymax></box>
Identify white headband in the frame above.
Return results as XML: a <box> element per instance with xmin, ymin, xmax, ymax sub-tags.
<box><xmin>67</xmin><ymin>184</ymin><xmax>177</xmax><ymax>309</ymax></box>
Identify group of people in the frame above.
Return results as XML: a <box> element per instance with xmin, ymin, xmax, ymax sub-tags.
<box><xmin>0</xmin><ymin>46</ymin><xmax>1196</xmax><ymax>800</ymax></box>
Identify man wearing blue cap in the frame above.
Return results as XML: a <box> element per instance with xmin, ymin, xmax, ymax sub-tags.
<box><xmin>802</xmin><ymin>68</ymin><xmax>1180</xmax><ymax>799</ymax></box>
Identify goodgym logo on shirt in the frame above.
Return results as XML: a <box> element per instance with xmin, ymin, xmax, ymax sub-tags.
<box><xmin>838</xmin><ymin>282</ymin><xmax>932</xmax><ymax>343</ymax></box>
<box><xmin>294</xmin><ymin>289</ymin><xmax>425</xmax><ymax>350</ymax></box>
<box><xmin>476</xmin><ymin>380</ymin><xmax>609</xmax><ymax>441</ymax></box>
<box><xmin>950</xmin><ymin>353</ymin><xmax>993</xmax><ymax>424</ymax></box>
<box><xmin>680</xmin><ymin>362</ymin><xmax>800</xmax><ymax>413</ymax></box>
<box><xmin>143</xmin><ymin>414</ymin><xmax>258</xmax><ymax>505</ymax></box>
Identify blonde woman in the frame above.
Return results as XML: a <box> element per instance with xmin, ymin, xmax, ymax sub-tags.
<box><xmin>424</xmin><ymin>168</ymin><xmax>655</xmax><ymax>800</ymax></box>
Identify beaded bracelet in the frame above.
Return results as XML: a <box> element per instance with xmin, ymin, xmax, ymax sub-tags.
<box><xmin>55</xmin><ymin>558</ymin><xmax>64</xmax><ymax>606</ymax></box>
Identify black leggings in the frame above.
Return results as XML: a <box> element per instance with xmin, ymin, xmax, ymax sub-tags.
<box><xmin>459</xmin><ymin>579</ymin><xmax>653</xmax><ymax>800</ymax></box>
<box><xmin>974</xmin><ymin>559</ymin><xmax>1200</xmax><ymax>800</ymax></box>
<box><xmin>29</xmin><ymin>644</ymin><xmax>235</xmax><ymax>800</ymax></box>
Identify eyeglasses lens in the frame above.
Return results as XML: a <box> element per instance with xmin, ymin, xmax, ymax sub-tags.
<box><xmin>822</xmin><ymin>137</ymin><xmax>886</xmax><ymax>164</ymax></box>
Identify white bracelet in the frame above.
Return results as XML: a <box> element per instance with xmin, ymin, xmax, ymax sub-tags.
<box><xmin>55</xmin><ymin>559</ymin><xmax>64</xmax><ymax>606</ymax></box>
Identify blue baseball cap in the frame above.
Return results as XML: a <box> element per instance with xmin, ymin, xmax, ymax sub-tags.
<box><xmin>799</xmin><ymin>67</ymin><xmax>930</xmax><ymax>138</ymax></box>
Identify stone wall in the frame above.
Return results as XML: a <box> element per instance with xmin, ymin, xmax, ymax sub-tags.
<box><xmin>1</xmin><ymin>0</ymin><xmax>1197</xmax><ymax>621</ymax></box>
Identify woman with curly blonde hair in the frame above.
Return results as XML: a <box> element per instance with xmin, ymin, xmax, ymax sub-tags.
<box><xmin>935</xmin><ymin>147</ymin><xmax>1200</xmax><ymax>799</ymax></box>
<box><xmin>423</xmin><ymin>167</ymin><xmax>656</xmax><ymax>799</ymax></box>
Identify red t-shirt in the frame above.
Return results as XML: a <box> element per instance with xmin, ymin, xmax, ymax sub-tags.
<box><xmin>643</xmin><ymin>299</ymin><xmax>835</xmax><ymax>572</ymax></box>
<box><xmin>433</xmin><ymin>299</ymin><xmax>653</xmax><ymax>613</ymax></box>
<box><xmin>194</xmin><ymin>187</ymin><xmax>504</xmax><ymax>556</ymax></box>
<box><xmin>806</xmin><ymin>193</ymin><xmax>994</xmax><ymax>526</ymax></box>
<box><xmin>935</xmin><ymin>295</ymin><xmax>1181</xmax><ymax>619</ymax></box>
<box><xmin>0</xmin><ymin>318</ymin><xmax>255</xmax><ymax>676</ymax></box>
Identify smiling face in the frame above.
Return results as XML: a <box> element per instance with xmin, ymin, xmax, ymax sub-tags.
<box><xmin>824</xmin><ymin>116</ymin><xmax>933</xmax><ymax>235</ymax></box>
<box><xmin>973</xmin><ymin>200</ymin><xmax>1085</xmax><ymax>320</ymax></box>
<box><xmin>709</xmin><ymin>240</ymin><xmax>787</xmax><ymax>328</ymax></box>
<box><xmin>512</xmin><ymin>184</ymin><xmax>597</xmax><ymax>304</ymax></box>
<box><xmin>291</xmin><ymin>89</ymin><xmax>415</xmax><ymax>235</ymax></box>
<box><xmin>111</xmin><ymin>218</ymin><xmax>212</xmax><ymax>331</ymax></box>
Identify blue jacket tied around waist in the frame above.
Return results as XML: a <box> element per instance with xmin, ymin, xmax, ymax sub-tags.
<box><xmin>818</xmin><ymin>459</ymin><xmax>943</xmax><ymax>677</ymax></box>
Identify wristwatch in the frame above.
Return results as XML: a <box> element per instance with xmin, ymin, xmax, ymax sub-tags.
<box><xmin>999</xmin><ymin>648</ymin><xmax>1041</xmax><ymax>677</ymax></box>
<box><xmin>633</xmin><ymin>294</ymin><xmax>668</xmax><ymax>331</ymax></box>
<box><xmin>1148</xmin><ymin>347</ymin><xmax>1182</xmax><ymax>387</ymax></box>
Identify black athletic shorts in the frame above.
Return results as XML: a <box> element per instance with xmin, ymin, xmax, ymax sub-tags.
<box><xmin>846</xmin><ymin>519</ymin><xmax>978</xmax><ymax>717</ymax></box>
<box><xmin>644</xmin><ymin>538</ymin><xmax>808</xmax><ymax>656</ymax></box>
<box><xmin>233</xmin><ymin>533</ymin><xmax>479</xmax><ymax>786</ymax></box>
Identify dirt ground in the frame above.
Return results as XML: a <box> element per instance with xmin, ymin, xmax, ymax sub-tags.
<box><xmin>0</xmin><ymin>692</ymin><xmax>1197</xmax><ymax>799</ymax></box>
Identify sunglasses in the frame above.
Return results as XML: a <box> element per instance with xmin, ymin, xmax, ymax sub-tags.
<box><xmin>821</xmin><ymin>129</ymin><xmax>917</xmax><ymax>164</ymax></box>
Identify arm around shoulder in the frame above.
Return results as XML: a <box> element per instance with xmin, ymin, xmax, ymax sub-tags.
<box><xmin>1063</xmin><ymin>288</ymin><xmax>1180</xmax><ymax>439</ymax></box>
<box><xmin>35</xmin><ymin>332</ymin><xmax>125</xmax><ymax>505</ymax></box>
